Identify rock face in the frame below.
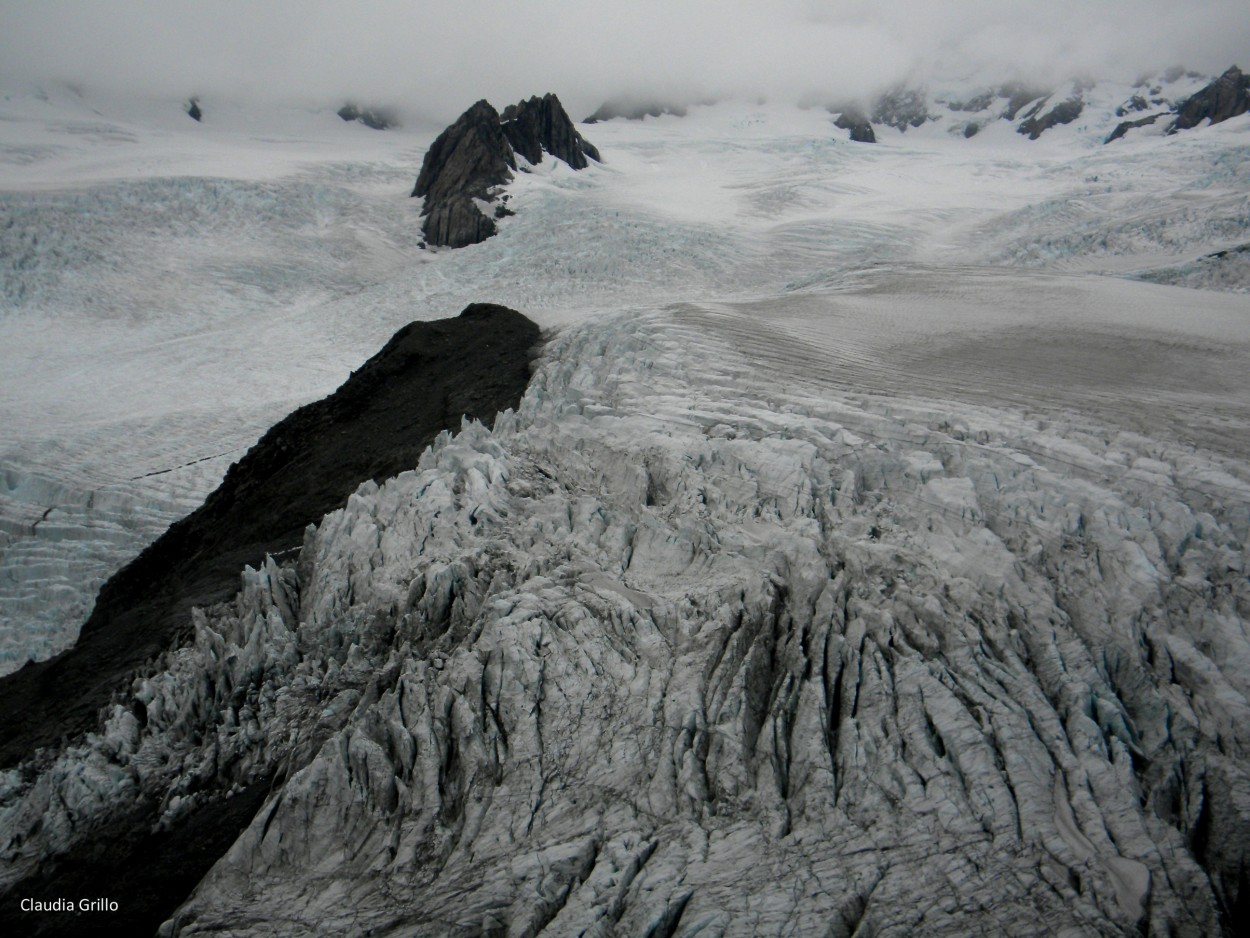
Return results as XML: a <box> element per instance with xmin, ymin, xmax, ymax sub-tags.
<box><xmin>185</xmin><ymin>97</ymin><xmax>201</xmax><ymax>122</ymax></box>
<box><xmin>1105</xmin><ymin>112</ymin><xmax>1165</xmax><ymax>144</ymax></box>
<box><xmin>0</xmin><ymin>304</ymin><xmax>540</xmax><ymax>937</ymax></box>
<box><xmin>833</xmin><ymin>106</ymin><xmax>876</xmax><ymax>143</ymax></box>
<box><xmin>1017</xmin><ymin>96</ymin><xmax>1084</xmax><ymax>139</ymax></box>
<box><xmin>412</xmin><ymin>100</ymin><xmax>515</xmax><ymax>248</ymax></box>
<box><xmin>413</xmin><ymin>94</ymin><xmax>599</xmax><ymax>248</ymax></box>
<box><xmin>1170</xmin><ymin>66</ymin><xmax>1250</xmax><ymax>132</ymax></box>
<box><xmin>999</xmin><ymin>82</ymin><xmax>1051</xmax><ymax>120</ymax></box>
<box><xmin>502</xmin><ymin>93</ymin><xmax>601</xmax><ymax>167</ymax></box>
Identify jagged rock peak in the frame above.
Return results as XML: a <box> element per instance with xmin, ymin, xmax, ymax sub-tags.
<box><xmin>501</xmin><ymin>92</ymin><xmax>600</xmax><ymax>167</ymax></box>
<box><xmin>413</xmin><ymin>99</ymin><xmax>515</xmax><ymax>204</ymax></box>
<box><xmin>1169</xmin><ymin>65</ymin><xmax>1250</xmax><ymax>132</ymax></box>
<box><xmin>412</xmin><ymin>99</ymin><xmax>516</xmax><ymax>248</ymax></box>
<box><xmin>412</xmin><ymin>94</ymin><xmax>599</xmax><ymax>249</ymax></box>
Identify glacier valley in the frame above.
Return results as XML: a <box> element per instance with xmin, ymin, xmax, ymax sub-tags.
<box><xmin>1</xmin><ymin>79</ymin><xmax>1249</xmax><ymax>935</ymax></box>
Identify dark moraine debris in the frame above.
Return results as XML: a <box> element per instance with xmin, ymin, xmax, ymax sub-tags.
<box><xmin>0</xmin><ymin>304</ymin><xmax>541</xmax><ymax>938</ymax></box>
<box><xmin>1169</xmin><ymin>65</ymin><xmax>1250</xmax><ymax>132</ymax></box>
<box><xmin>1017</xmin><ymin>96</ymin><xmax>1084</xmax><ymax>139</ymax></box>
<box><xmin>502</xmin><ymin>93</ymin><xmax>601</xmax><ymax>167</ymax></box>
<box><xmin>833</xmin><ymin>106</ymin><xmax>876</xmax><ymax>143</ymax></box>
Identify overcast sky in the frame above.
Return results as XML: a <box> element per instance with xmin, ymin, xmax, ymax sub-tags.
<box><xmin>1</xmin><ymin>1</ymin><xmax>1247</xmax><ymax>120</ymax></box>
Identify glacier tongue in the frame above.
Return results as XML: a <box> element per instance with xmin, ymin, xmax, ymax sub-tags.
<box><xmin>4</xmin><ymin>302</ymin><xmax>1249</xmax><ymax>936</ymax></box>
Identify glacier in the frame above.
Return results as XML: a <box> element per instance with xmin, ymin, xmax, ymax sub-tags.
<box><xmin>1</xmin><ymin>81</ymin><xmax>1250</xmax><ymax>935</ymax></box>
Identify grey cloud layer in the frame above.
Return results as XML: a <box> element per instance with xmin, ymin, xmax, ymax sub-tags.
<box><xmin>1</xmin><ymin>1</ymin><xmax>1246</xmax><ymax>119</ymax></box>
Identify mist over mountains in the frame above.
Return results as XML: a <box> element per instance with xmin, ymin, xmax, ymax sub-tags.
<box><xmin>2</xmin><ymin>0</ymin><xmax>1248</xmax><ymax>124</ymax></box>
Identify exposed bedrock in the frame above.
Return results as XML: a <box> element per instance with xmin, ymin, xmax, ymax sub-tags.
<box><xmin>1170</xmin><ymin>65</ymin><xmax>1250</xmax><ymax>132</ymax></box>
<box><xmin>412</xmin><ymin>94</ymin><xmax>599</xmax><ymax>248</ymax></box>
<box><xmin>0</xmin><ymin>304</ymin><xmax>541</xmax><ymax>937</ymax></box>
<box><xmin>1017</xmin><ymin>96</ymin><xmax>1084</xmax><ymax>139</ymax></box>
<box><xmin>502</xmin><ymin>93</ymin><xmax>600</xmax><ymax>168</ymax></box>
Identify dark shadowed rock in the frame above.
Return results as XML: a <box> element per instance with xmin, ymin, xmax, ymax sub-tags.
<box><xmin>412</xmin><ymin>94</ymin><xmax>600</xmax><ymax>248</ymax></box>
<box><xmin>0</xmin><ymin>303</ymin><xmax>541</xmax><ymax>937</ymax></box>
<box><xmin>337</xmin><ymin>102</ymin><xmax>397</xmax><ymax>130</ymax></box>
<box><xmin>413</xmin><ymin>100</ymin><xmax>514</xmax><ymax>204</ymax></box>
<box><xmin>832</xmin><ymin>106</ymin><xmax>875</xmax><ymax>143</ymax></box>
<box><xmin>412</xmin><ymin>100</ymin><xmax>515</xmax><ymax>247</ymax></box>
<box><xmin>501</xmin><ymin>93</ymin><xmax>600</xmax><ymax>167</ymax></box>
<box><xmin>1017</xmin><ymin>97</ymin><xmax>1083</xmax><ymax>139</ymax></box>
<box><xmin>1169</xmin><ymin>66</ymin><xmax>1250</xmax><ymax>132</ymax></box>
<box><xmin>871</xmin><ymin>85</ymin><xmax>930</xmax><ymax>131</ymax></box>
<box><xmin>1105</xmin><ymin>112</ymin><xmax>1165</xmax><ymax>144</ymax></box>
<box><xmin>185</xmin><ymin>97</ymin><xmax>201</xmax><ymax>122</ymax></box>
<box><xmin>1115</xmin><ymin>95</ymin><xmax>1151</xmax><ymax>117</ymax></box>
<box><xmin>999</xmin><ymin>83</ymin><xmax>1050</xmax><ymax>120</ymax></box>
<box><xmin>422</xmin><ymin>194</ymin><xmax>498</xmax><ymax>248</ymax></box>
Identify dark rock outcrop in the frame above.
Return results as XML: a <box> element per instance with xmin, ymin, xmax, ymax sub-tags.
<box><xmin>412</xmin><ymin>99</ymin><xmax>516</xmax><ymax>248</ymax></box>
<box><xmin>1115</xmin><ymin>95</ymin><xmax>1151</xmax><ymax>117</ymax></box>
<box><xmin>501</xmin><ymin>93</ymin><xmax>600</xmax><ymax>167</ymax></box>
<box><xmin>337</xmin><ymin>103</ymin><xmax>397</xmax><ymax>130</ymax></box>
<box><xmin>413</xmin><ymin>94</ymin><xmax>598</xmax><ymax>248</ymax></box>
<box><xmin>0</xmin><ymin>303</ymin><xmax>541</xmax><ymax>937</ymax></box>
<box><xmin>871</xmin><ymin>85</ymin><xmax>930</xmax><ymax>131</ymax></box>
<box><xmin>1017</xmin><ymin>96</ymin><xmax>1083</xmax><ymax>139</ymax></box>
<box><xmin>999</xmin><ymin>83</ymin><xmax>1050</xmax><ymax>120</ymax></box>
<box><xmin>185</xmin><ymin>97</ymin><xmax>201</xmax><ymax>122</ymax></box>
<box><xmin>832</xmin><ymin>106</ymin><xmax>875</xmax><ymax>143</ymax></box>
<box><xmin>1169</xmin><ymin>66</ymin><xmax>1250</xmax><ymax>132</ymax></box>
<box><xmin>1105</xmin><ymin>111</ymin><xmax>1165</xmax><ymax>144</ymax></box>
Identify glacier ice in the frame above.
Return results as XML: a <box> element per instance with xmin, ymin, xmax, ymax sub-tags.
<box><xmin>3</xmin><ymin>307</ymin><xmax>1247</xmax><ymax>934</ymax></box>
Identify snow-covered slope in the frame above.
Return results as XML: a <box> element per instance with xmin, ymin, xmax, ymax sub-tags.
<box><xmin>2</xmin><ymin>76</ymin><xmax>1250</xmax><ymax>934</ymax></box>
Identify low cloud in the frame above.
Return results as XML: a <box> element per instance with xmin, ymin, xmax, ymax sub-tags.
<box><xmin>1</xmin><ymin>0</ymin><xmax>1246</xmax><ymax>120</ymax></box>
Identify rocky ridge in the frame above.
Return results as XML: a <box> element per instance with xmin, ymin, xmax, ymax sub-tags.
<box><xmin>413</xmin><ymin>94</ymin><xmax>599</xmax><ymax>248</ymax></box>
<box><xmin>826</xmin><ymin>67</ymin><xmax>1247</xmax><ymax>145</ymax></box>
<box><xmin>0</xmin><ymin>304</ymin><xmax>541</xmax><ymax>937</ymax></box>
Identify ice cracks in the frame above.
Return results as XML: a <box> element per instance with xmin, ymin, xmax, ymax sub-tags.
<box><xmin>4</xmin><ymin>307</ymin><xmax>1250</xmax><ymax>936</ymax></box>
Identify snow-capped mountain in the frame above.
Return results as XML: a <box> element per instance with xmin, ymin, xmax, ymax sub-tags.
<box><xmin>1</xmin><ymin>67</ymin><xmax>1249</xmax><ymax>936</ymax></box>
